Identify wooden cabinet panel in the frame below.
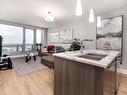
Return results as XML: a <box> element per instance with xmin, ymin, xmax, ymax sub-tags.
<box><xmin>94</xmin><ymin>67</ymin><xmax>104</xmax><ymax>95</ymax></box>
<box><xmin>67</xmin><ymin>60</ymin><xmax>81</xmax><ymax>95</ymax></box>
<box><xmin>54</xmin><ymin>57</ymin><xmax>70</xmax><ymax>95</ymax></box>
<box><xmin>103</xmin><ymin>62</ymin><xmax>116</xmax><ymax>95</ymax></box>
<box><xmin>80</xmin><ymin>64</ymin><xmax>96</xmax><ymax>95</ymax></box>
<box><xmin>54</xmin><ymin>57</ymin><xmax>116</xmax><ymax>95</ymax></box>
<box><xmin>54</xmin><ymin>57</ymin><xmax>63</xmax><ymax>95</ymax></box>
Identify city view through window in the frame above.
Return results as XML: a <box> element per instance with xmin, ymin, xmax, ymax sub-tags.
<box><xmin>0</xmin><ymin>24</ymin><xmax>43</xmax><ymax>54</ymax></box>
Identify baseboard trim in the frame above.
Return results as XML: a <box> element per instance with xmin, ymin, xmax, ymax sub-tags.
<box><xmin>118</xmin><ymin>68</ymin><xmax>127</xmax><ymax>75</ymax></box>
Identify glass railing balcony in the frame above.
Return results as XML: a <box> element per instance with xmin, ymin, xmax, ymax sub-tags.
<box><xmin>2</xmin><ymin>44</ymin><xmax>23</xmax><ymax>55</ymax></box>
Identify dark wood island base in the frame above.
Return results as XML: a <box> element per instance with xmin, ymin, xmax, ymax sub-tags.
<box><xmin>54</xmin><ymin>57</ymin><xmax>119</xmax><ymax>95</ymax></box>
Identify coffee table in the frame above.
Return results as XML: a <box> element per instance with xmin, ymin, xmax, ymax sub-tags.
<box><xmin>25</xmin><ymin>52</ymin><xmax>37</xmax><ymax>63</ymax></box>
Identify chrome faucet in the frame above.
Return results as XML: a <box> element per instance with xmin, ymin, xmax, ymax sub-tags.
<box><xmin>80</xmin><ymin>39</ymin><xmax>93</xmax><ymax>54</ymax></box>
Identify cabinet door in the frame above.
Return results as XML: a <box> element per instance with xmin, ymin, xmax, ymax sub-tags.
<box><xmin>54</xmin><ymin>57</ymin><xmax>69</xmax><ymax>95</ymax></box>
<box><xmin>104</xmin><ymin>62</ymin><xmax>116</xmax><ymax>95</ymax></box>
<box><xmin>116</xmin><ymin>57</ymin><xmax>121</xmax><ymax>93</ymax></box>
<box><xmin>67</xmin><ymin>60</ymin><xmax>81</xmax><ymax>95</ymax></box>
<box><xmin>54</xmin><ymin>58</ymin><xmax>81</xmax><ymax>95</ymax></box>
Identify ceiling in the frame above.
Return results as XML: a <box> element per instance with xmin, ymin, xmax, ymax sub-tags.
<box><xmin>0</xmin><ymin>0</ymin><xmax>126</xmax><ymax>28</ymax></box>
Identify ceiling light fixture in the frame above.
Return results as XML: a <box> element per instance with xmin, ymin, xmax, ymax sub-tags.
<box><xmin>76</xmin><ymin>0</ymin><xmax>83</xmax><ymax>16</ymax></box>
<box><xmin>96</xmin><ymin>0</ymin><xmax>102</xmax><ymax>27</ymax></box>
<box><xmin>97</xmin><ymin>16</ymin><xmax>102</xmax><ymax>27</ymax></box>
<box><xmin>44</xmin><ymin>12</ymin><xmax>54</xmax><ymax>22</ymax></box>
<box><xmin>89</xmin><ymin>8</ymin><xmax>95</xmax><ymax>23</ymax></box>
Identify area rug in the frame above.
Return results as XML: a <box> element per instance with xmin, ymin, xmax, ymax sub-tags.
<box><xmin>12</xmin><ymin>57</ymin><xmax>48</xmax><ymax>76</ymax></box>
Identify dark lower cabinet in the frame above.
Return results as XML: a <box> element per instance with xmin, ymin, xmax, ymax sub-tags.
<box><xmin>103</xmin><ymin>61</ymin><xmax>116</xmax><ymax>95</ymax></box>
<box><xmin>54</xmin><ymin>57</ymin><xmax>117</xmax><ymax>95</ymax></box>
<box><xmin>116</xmin><ymin>57</ymin><xmax>121</xmax><ymax>94</ymax></box>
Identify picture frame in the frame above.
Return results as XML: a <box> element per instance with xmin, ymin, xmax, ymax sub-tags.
<box><xmin>96</xmin><ymin>15</ymin><xmax>123</xmax><ymax>51</ymax></box>
<box><xmin>96</xmin><ymin>15</ymin><xmax>123</xmax><ymax>64</ymax></box>
<box><xmin>49</xmin><ymin>32</ymin><xmax>59</xmax><ymax>44</ymax></box>
<box><xmin>59</xmin><ymin>29</ymin><xmax>73</xmax><ymax>44</ymax></box>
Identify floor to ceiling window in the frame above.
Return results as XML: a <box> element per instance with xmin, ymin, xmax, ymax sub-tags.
<box><xmin>36</xmin><ymin>29</ymin><xmax>44</xmax><ymax>51</ymax></box>
<box><xmin>25</xmin><ymin>28</ymin><xmax>34</xmax><ymax>52</ymax></box>
<box><xmin>0</xmin><ymin>24</ymin><xmax>23</xmax><ymax>54</ymax></box>
<box><xmin>36</xmin><ymin>29</ymin><xmax>42</xmax><ymax>44</ymax></box>
<box><xmin>0</xmin><ymin>23</ymin><xmax>45</xmax><ymax>55</ymax></box>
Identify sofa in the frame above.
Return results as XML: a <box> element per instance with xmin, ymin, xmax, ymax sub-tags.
<box><xmin>41</xmin><ymin>46</ymin><xmax>65</xmax><ymax>68</ymax></box>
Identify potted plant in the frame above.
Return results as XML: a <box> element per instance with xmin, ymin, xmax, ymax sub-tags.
<box><xmin>70</xmin><ymin>38</ymin><xmax>81</xmax><ymax>51</ymax></box>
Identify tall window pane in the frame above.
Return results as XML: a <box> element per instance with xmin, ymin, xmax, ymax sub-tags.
<box><xmin>0</xmin><ymin>24</ymin><xmax>23</xmax><ymax>45</ymax></box>
<box><xmin>0</xmin><ymin>24</ymin><xmax>23</xmax><ymax>54</ymax></box>
<box><xmin>36</xmin><ymin>29</ymin><xmax>42</xmax><ymax>43</ymax></box>
<box><xmin>25</xmin><ymin>29</ymin><xmax>34</xmax><ymax>51</ymax></box>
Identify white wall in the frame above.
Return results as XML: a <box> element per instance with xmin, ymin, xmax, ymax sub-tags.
<box><xmin>48</xmin><ymin>17</ymin><xmax>96</xmax><ymax>49</ymax></box>
<box><xmin>100</xmin><ymin>6</ymin><xmax>127</xmax><ymax>70</ymax></box>
<box><xmin>48</xmin><ymin>6</ymin><xmax>127</xmax><ymax>70</ymax></box>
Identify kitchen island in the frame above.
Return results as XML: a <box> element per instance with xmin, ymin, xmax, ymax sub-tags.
<box><xmin>53</xmin><ymin>50</ymin><xmax>120</xmax><ymax>95</ymax></box>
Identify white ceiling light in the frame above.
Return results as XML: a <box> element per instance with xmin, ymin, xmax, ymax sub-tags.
<box><xmin>96</xmin><ymin>0</ymin><xmax>102</xmax><ymax>27</ymax></box>
<box><xmin>76</xmin><ymin>0</ymin><xmax>83</xmax><ymax>16</ymax></box>
<box><xmin>97</xmin><ymin>16</ymin><xmax>102</xmax><ymax>27</ymax></box>
<box><xmin>44</xmin><ymin>12</ymin><xmax>54</xmax><ymax>22</ymax></box>
<box><xmin>89</xmin><ymin>9</ymin><xmax>95</xmax><ymax>23</ymax></box>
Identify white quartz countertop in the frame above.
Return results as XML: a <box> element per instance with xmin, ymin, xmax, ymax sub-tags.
<box><xmin>53</xmin><ymin>50</ymin><xmax>120</xmax><ymax>68</ymax></box>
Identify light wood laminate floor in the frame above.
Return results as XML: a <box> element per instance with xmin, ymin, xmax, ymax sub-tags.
<box><xmin>117</xmin><ymin>74</ymin><xmax>127</xmax><ymax>95</ymax></box>
<box><xmin>0</xmin><ymin>69</ymin><xmax>127</xmax><ymax>95</ymax></box>
<box><xmin>0</xmin><ymin>69</ymin><xmax>54</xmax><ymax>95</ymax></box>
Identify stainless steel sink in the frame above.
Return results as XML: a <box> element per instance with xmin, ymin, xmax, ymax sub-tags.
<box><xmin>77</xmin><ymin>53</ymin><xmax>107</xmax><ymax>61</ymax></box>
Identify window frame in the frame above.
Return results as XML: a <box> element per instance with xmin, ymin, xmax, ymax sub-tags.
<box><xmin>0</xmin><ymin>23</ymin><xmax>44</xmax><ymax>54</ymax></box>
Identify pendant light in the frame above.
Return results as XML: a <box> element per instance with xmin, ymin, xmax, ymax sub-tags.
<box><xmin>96</xmin><ymin>0</ymin><xmax>102</xmax><ymax>27</ymax></box>
<box><xmin>89</xmin><ymin>9</ymin><xmax>95</xmax><ymax>23</ymax></box>
<box><xmin>76</xmin><ymin>0</ymin><xmax>83</xmax><ymax>16</ymax></box>
<box><xmin>97</xmin><ymin>16</ymin><xmax>102</xmax><ymax>27</ymax></box>
<box><xmin>44</xmin><ymin>12</ymin><xmax>54</xmax><ymax>22</ymax></box>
